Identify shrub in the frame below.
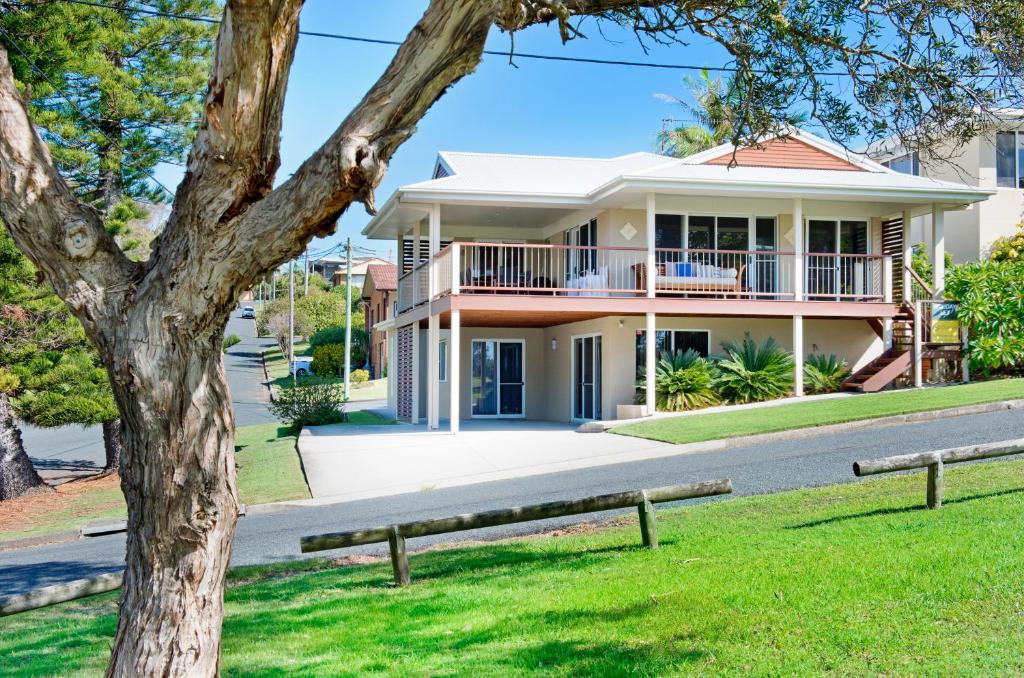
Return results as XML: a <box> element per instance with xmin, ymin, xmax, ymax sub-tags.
<box><xmin>297</xmin><ymin>289</ymin><xmax>346</xmax><ymax>335</ymax></box>
<box><xmin>309</xmin><ymin>324</ymin><xmax>369</xmax><ymax>365</ymax></box>
<box><xmin>636</xmin><ymin>349</ymin><xmax>718</xmax><ymax>411</ymax></box>
<box><xmin>222</xmin><ymin>334</ymin><xmax>241</xmax><ymax>353</ymax></box>
<box><xmin>715</xmin><ymin>334</ymin><xmax>794</xmax><ymax>403</ymax></box>
<box><xmin>351</xmin><ymin>369</ymin><xmax>369</xmax><ymax>385</ymax></box>
<box><xmin>311</xmin><ymin>343</ymin><xmax>345</xmax><ymax>376</ymax></box>
<box><xmin>269</xmin><ymin>376</ymin><xmax>348</xmax><ymax>426</ymax></box>
<box><xmin>988</xmin><ymin>221</ymin><xmax>1024</xmax><ymax>262</ymax></box>
<box><xmin>804</xmin><ymin>353</ymin><xmax>850</xmax><ymax>394</ymax></box>
<box><xmin>946</xmin><ymin>260</ymin><xmax>1024</xmax><ymax>375</ymax></box>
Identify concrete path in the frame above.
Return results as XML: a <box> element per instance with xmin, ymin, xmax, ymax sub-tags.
<box><xmin>298</xmin><ymin>419</ymin><xmax>685</xmax><ymax>503</ymax></box>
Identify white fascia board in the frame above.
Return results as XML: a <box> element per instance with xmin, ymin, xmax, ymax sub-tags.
<box><xmin>361</xmin><ymin>192</ymin><xmax>401</xmax><ymax>237</ymax></box>
<box><xmin>596</xmin><ymin>176</ymin><xmax>994</xmax><ymax>205</ymax></box>
<box><xmin>398</xmin><ymin>188</ymin><xmax>591</xmax><ymax>208</ymax></box>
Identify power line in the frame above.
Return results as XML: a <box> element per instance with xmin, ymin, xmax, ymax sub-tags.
<box><xmin>53</xmin><ymin>0</ymin><xmax>871</xmax><ymax>78</ymax></box>
<box><xmin>0</xmin><ymin>23</ymin><xmax>175</xmax><ymax>198</ymax></box>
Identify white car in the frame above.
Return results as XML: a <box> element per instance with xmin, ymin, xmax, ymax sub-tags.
<box><xmin>290</xmin><ymin>357</ymin><xmax>314</xmax><ymax>378</ymax></box>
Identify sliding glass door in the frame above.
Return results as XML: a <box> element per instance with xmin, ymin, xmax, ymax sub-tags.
<box><xmin>806</xmin><ymin>219</ymin><xmax>869</xmax><ymax>299</ymax></box>
<box><xmin>572</xmin><ymin>335</ymin><xmax>602</xmax><ymax>421</ymax></box>
<box><xmin>471</xmin><ymin>340</ymin><xmax>525</xmax><ymax>417</ymax></box>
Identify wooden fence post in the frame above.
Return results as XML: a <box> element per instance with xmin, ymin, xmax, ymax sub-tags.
<box><xmin>926</xmin><ymin>460</ymin><xmax>944</xmax><ymax>509</ymax></box>
<box><xmin>638</xmin><ymin>489</ymin><xmax>659</xmax><ymax>549</ymax></box>
<box><xmin>388</xmin><ymin>525</ymin><xmax>411</xmax><ymax>586</ymax></box>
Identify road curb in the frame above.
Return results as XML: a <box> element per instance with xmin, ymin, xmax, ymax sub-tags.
<box><xmin>0</xmin><ymin>530</ymin><xmax>81</xmax><ymax>552</ymax></box>
<box><xmin>599</xmin><ymin>399</ymin><xmax>1024</xmax><ymax>452</ymax></box>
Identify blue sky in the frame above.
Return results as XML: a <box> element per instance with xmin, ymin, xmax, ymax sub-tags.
<box><xmin>151</xmin><ymin>1</ymin><xmax>788</xmax><ymax>260</ymax></box>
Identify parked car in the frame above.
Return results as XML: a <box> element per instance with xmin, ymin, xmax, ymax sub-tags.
<box><xmin>290</xmin><ymin>357</ymin><xmax>314</xmax><ymax>378</ymax></box>
<box><xmin>241</xmin><ymin>305</ymin><xmax>255</xmax><ymax>319</ymax></box>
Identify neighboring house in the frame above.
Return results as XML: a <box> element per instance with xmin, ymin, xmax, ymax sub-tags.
<box><xmin>863</xmin><ymin>110</ymin><xmax>1024</xmax><ymax>262</ymax></box>
<box><xmin>363</xmin><ymin>131</ymin><xmax>992</xmax><ymax>431</ymax></box>
<box><xmin>361</xmin><ymin>262</ymin><xmax>397</xmax><ymax>379</ymax></box>
<box><xmin>328</xmin><ymin>256</ymin><xmax>391</xmax><ymax>289</ymax></box>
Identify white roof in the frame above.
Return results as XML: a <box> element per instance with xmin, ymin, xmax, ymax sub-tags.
<box><xmin>364</xmin><ymin>130</ymin><xmax>993</xmax><ymax>238</ymax></box>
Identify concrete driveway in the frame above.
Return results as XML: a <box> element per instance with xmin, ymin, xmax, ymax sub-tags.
<box><xmin>297</xmin><ymin>419</ymin><xmax>685</xmax><ymax>504</ymax></box>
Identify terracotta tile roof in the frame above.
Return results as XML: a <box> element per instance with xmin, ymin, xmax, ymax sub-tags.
<box><xmin>365</xmin><ymin>263</ymin><xmax>397</xmax><ymax>292</ymax></box>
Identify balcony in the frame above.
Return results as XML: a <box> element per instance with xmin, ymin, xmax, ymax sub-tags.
<box><xmin>396</xmin><ymin>242</ymin><xmax>891</xmax><ymax>314</ymax></box>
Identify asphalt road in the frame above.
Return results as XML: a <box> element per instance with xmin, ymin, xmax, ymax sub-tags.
<box><xmin>3</xmin><ymin>405</ymin><xmax>1023</xmax><ymax>595</ymax></box>
<box><xmin>18</xmin><ymin>309</ymin><xmax>276</xmax><ymax>479</ymax></box>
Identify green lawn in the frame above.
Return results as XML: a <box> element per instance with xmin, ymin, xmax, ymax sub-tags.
<box><xmin>615</xmin><ymin>378</ymin><xmax>1024</xmax><ymax>445</ymax></box>
<box><xmin>0</xmin><ymin>422</ymin><xmax>310</xmax><ymax>543</ymax></box>
<box><xmin>4</xmin><ymin>460</ymin><xmax>1024</xmax><ymax>676</ymax></box>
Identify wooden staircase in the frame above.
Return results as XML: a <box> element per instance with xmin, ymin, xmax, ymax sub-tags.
<box><xmin>842</xmin><ymin>302</ymin><xmax>916</xmax><ymax>393</ymax></box>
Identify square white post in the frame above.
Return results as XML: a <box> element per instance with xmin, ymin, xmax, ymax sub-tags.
<box><xmin>793</xmin><ymin>315</ymin><xmax>804</xmax><ymax>396</ymax></box>
<box><xmin>412</xmin><ymin>220</ymin><xmax>422</xmax><ymax>306</ymax></box>
<box><xmin>386</xmin><ymin>329</ymin><xmax>396</xmax><ymax>409</ymax></box>
<box><xmin>646</xmin><ymin>192</ymin><xmax>656</xmax><ymax>298</ymax></box>
<box><xmin>410</xmin><ymin>324</ymin><xmax>420</xmax><ymax>424</ymax></box>
<box><xmin>449</xmin><ymin>309</ymin><xmax>461</xmax><ymax>433</ymax></box>
<box><xmin>428</xmin><ymin>314</ymin><xmax>439</xmax><ymax>430</ymax></box>
<box><xmin>645</xmin><ymin>312</ymin><xmax>657</xmax><ymax>414</ymax></box>
<box><xmin>931</xmin><ymin>204</ymin><xmax>945</xmax><ymax>299</ymax></box>
<box><xmin>913</xmin><ymin>300</ymin><xmax>923</xmax><ymax>387</ymax></box>
<box><xmin>882</xmin><ymin>255</ymin><xmax>894</xmax><ymax>349</ymax></box>
<box><xmin>792</xmin><ymin>198</ymin><xmax>804</xmax><ymax>301</ymax></box>
<box><xmin>902</xmin><ymin>209</ymin><xmax>913</xmax><ymax>302</ymax></box>
<box><xmin>429</xmin><ymin>203</ymin><xmax>441</xmax><ymax>298</ymax></box>
<box><xmin>451</xmin><ymin>242</ymin><xmax>461</xmax><ymax>295</ymax></box>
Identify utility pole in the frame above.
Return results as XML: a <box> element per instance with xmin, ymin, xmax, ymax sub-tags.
<box><xmin>288</xmin><ymin>259</ymin><xmax>295</xmax><ymax>383</ymax></box>
<box><xmin>344</xmin><ymin>237</ymin><xmax>353</xmax><ymax>400</ymax></box>
<box><xmin>303</xmin><ymin>248</ymin><xmax>310</xmax><ymax>296</ymax></box>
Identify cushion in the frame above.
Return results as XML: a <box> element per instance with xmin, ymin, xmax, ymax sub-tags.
<box><xmin>674</xmin><ymin>262</ymin><xmax>694</xmax><ymax>277</ymax></box>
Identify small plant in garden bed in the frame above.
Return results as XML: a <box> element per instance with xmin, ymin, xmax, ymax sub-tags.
<box><xmin>636</xmin><ymin>349</ymin><xmax>719</xmax><ymax>411</ymax></box>
<box><xmin>804</xmin><ymin>353</ymin><xmax>850</xmax><ymax>394</ymax></box>
<box><xmin>715</xmin><ymin>333</ymin><xmax>794</xmax><ymax>403</ymax></box>
<box><xmin>269</xmin><ymin>376</ymin><xmax>348</xmax><ymax>426</ymax></box>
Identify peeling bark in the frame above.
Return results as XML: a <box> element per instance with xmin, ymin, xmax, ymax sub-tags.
<box><xmin>101</xmin><ymin>418</ymin><xmax>123</xmax><ymax>472</ymax></box>
<box><xmin>0</xmin><ymin>392</ymin><xmax>49</xmax><ymax>501</ymax></box>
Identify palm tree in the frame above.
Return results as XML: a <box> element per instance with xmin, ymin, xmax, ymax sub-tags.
<box><xmin>656</xmin><ymin>70</ymin><xmax>739</xmax><ymax>157</ymax></box>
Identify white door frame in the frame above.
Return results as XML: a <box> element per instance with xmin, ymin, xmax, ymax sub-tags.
<box><xmin>804</xmin><ymin>217</ymin><xmax>871</xmax><ymax>299</ymax></box>
<box><xmin>570</xmin><ymin>332</ymin><xmax>603</xmax><ymax>422</ymax></box>
<box><xmin>470</xmin><ymin>338</ymin><xmax>526</xmax><ymax>419</ymax></box>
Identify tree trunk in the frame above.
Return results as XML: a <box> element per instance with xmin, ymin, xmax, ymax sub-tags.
<box><xmin>0</xmin><ymin>392</ymin><xmax>49</xmax><ymax>501</ymax></box>
<box><xmin>101</xmin><ymin>418</ymin><xmax>123</xmax><ymax>472</ymax></box>
<box><xmin>105</xmin><ymin>330</ymin><xmax>239</xmax><ymax>677</ymax></box>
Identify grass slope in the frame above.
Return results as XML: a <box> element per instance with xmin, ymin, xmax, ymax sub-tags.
<box><xmin>4</xmin><ymin>460</ymin><xmax>1024</xmax><ymax>676</ymax></box>
<box><xmin>614</xmin><ymin>378</ymin><xmax>1024</xmax><ymax>445</ymax></box>
<box><xmin>233</xmin><ymin>423</ymin><xmax>310</xmax><ymax>505</ymax></box>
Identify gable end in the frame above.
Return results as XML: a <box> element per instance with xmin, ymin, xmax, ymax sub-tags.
<box><xmin>704</xmin><ymin>137</ymin><xmax>864</xmax><ymax>171</ymax></box>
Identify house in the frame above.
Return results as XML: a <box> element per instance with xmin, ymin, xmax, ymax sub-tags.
<box><xmin>327</xmin><ymin>256</ymin><xmax>391</xmax><ymax>289</ymax></box>
<box><xmin>361</xmin><ymin>262</ymin><xmax>397</xmax><ymax>379</ymax></box>
<box><xmin>363</xmin><ymin>131</ymin><xmax>992</xmax><ymax>432</ymax></box>
<box><xmin>863</xmin><ymin>110</ymin><xmax>1024</xmax><ymax>262</ymax></box>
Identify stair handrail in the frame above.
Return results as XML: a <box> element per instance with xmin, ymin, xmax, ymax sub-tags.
<box><xmin>905</xmin><ymin>265</ymin><xmax>934</xmax><ymax>303</ymax></box>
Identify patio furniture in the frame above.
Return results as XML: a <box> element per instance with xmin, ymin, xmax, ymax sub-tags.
<box><xmin>632</xmin><ymin>262</ymin><xmax>746</xmax><ymax>297</ymax></box>
<box><xmin>565</xmin><ymin>266</ymin><xmax>609</xmax><ymax>296</ymax></box>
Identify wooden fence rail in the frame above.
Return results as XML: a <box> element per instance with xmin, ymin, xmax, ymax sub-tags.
<box><xmin>301</xmin><ymin>479</ymin><xmax>733</xmax><ymax>586</ymax></box>
<box><xmin>0</xmin><ymin>571</ymin><xmax>123</xmax><ymax>617</ymax></box>
<box><xmin>853</xmin><ymin>438</ymin><xmax>1024</xmax><ymax>509</ymax></box>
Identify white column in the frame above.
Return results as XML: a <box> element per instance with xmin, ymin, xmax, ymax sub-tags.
<box><xmin>645</xmin><ymin>312</ymin><xmax>656</xmax><ymax>414</ymax></box>
<box><xmin>793</xmin><ymin>315</ymin><xmax>804</xmax><ymax>397</ymax></box>
<box><xmin>913</xmin><ymin>301</ymin><xmax>923</xmax><ymax>387</ymax></box>
<box><xmin>386</xmin><ymin>328</ymin><xmax>396</xmax><ymax>410</ymax></box>
<box><xmin>792</xmin><ymin>198</ymin><xmax>804</xmax><ymax>301</ymax></box>
<box><xmin>412</xmin><ymin>220</ymin><xmax>422</xmax><ymax>306</ymax></box>
<box><xmin>931</xmin><ymin>204</ymin><xmax>945</xmax><ymax>299</ymax></box>
<box><xmin>410</xmin><ymin>325</ymin><xmax>420</xmax><ymax>424</ymax></box>
<box><xmin>882</xmin><ymin>255</ymin><xmax>894</xmax><ymax>349</ymax></box>
<box><xmin>429</xmin><ymin>202</ymin><xmax>441</xmax><ymax>297</ymax></box>
<box><xmin>646</xmin><ymin>192</ymin><xmax>656</xmax><ymax>298</ymax></box>
<box><xmin>449</xmin><ymin>309</ymin><xmax>461</xmax><ymax>433</ymax></box>
<box><xmin>902</xmin><ymin>209</ymin><xmax>913</xmax><ymax>302</ymax></box>
<box><xmin>428</xmin><ymin>314</ymin><xmax>439</xmax><ymax>430</ymax></box>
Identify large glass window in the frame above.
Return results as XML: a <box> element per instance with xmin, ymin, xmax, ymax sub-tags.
<box><xmin>884</xmin><ymin>152</ymin><xmax>920</xmax><ymax>176</ymax></box>
<box><xmin>684</xmin><ymin>215</ymin><xmax>751</xmax><ymax>250</ymax></box>
<box><xmin>687</xmin><ymin>215</ymin><xmax>714</xmax><ymax>249</ymax></box>
<box><xmin>654</xmin><ymin>214</ymin><xmax>683</xmax><ymax>249</ymax></box>
<box><xmin>635</xmin><ymin>330</ymin><xmax>710</xmax><ymax>376</ymax></box>
<box><xmin>995</xmin><ymin>131</ymin><xmax>1024</xmax><ymax>189</ymax></box>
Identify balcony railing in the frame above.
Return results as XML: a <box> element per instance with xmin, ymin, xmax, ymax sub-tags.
<box><xmin>394</xmin><ymin>242</ymin><xmax>891</xmax><ymax>313</ymax></box>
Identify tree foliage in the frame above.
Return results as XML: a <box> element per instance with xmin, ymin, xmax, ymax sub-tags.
<box><xmin>657</xmin><ymin>71</ymin><xmax>740</xmax><ymax>157</ymax></box>
<box><xmin>946</xmin><ymin>261</ymin><xmax>1024</xmax><ymax>375</ymax></box>
<box><xmin>988</xmin><ymin>221</ymin><xmax>1024</xmax><ymax>262</ymax></box>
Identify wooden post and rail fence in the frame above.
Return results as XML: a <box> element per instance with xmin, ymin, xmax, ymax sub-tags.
<box><xmin>300</xmin><ymin>479</ymin><xmax>734</xmax><ymax>586</ymax></box>
<box><xmin>853</xmin><ymin>439</ymin><xmax>1024</xmax><ymax>509</ymax></box>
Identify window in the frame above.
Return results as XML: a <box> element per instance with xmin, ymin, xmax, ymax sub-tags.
<box><xmin>635</xmin><ymin>330</ymin><xmax>710</xmax><ymax>375</ymax></box>
<box><xmin>564</xmin><ymin>218</ymin><xmax>597</xmax><ymax>277</ymax></box>
<box><xmin>654</xmin><ymin>214</ymin><xmax>683</xmax><ymax>249</ymax></box>
<box><xmin>438</xmin><ymin>339</ymin><xmax>448</xmax><ymax>382</ymax></box>
<box><xmin>685</xmin><ymin>215</ymin><xmax>751</xmax><ymax>250</ymax></box>
<box><xmin>884</xmin><ymin>152</ymin><xmax>920</xmax><ymax>176</ymax></box>
<box><xmin>996</xmin><ymin>131</ymin><xmax>1024</xmax><ymax>189</ymax></box>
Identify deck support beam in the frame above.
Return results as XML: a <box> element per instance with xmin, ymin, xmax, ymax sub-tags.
<box><xmin>793</xmin><ymin>315</ymin><xmax>804</xmax><ymax>397</ymax></box>
<box><xmin>449</xmin><ymin>309</ymin><xmax>460</xmax><ymax>433</ymax></box>
<box><xmin>645</xmin><ymin>312</ymin><xmax>657</xmax><ymax>414</ymax></box>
